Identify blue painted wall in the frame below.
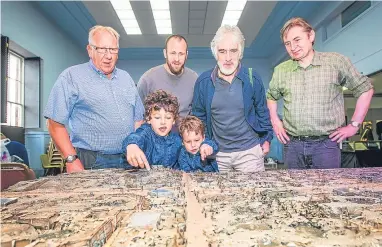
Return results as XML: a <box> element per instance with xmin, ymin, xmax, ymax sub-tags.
<box><xmin>1</xmin><ymin>1</ymin><xmax>89</xmax><ymax>127</ymax></box>
<box><xmin>118</xmin><ymin>57</ymin><xmax>272</xmax><ymax>84</ymax></box>
<box><xmin>1</xmin><ymin>1</ymin><xmax>88</xmax><ymax>175</ymax></box>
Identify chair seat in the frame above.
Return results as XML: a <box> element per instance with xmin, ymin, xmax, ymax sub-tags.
<box><xmin>1</xmin><ymin>162</ymin><xmax>36</xmax><ymax>190</ymax></box>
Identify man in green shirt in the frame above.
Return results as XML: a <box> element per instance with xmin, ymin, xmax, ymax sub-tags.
<box><xmin>267</xmin><ymin>17</ymin><xmax>374</xmax><ymax>169</ymax></box>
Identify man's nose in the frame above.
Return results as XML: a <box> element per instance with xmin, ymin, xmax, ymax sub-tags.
<box><xmin>225</xmin><ymin>52</ymin><xmax>232</xmax><ymax>61</ymax></box>
<box><xmin>103</xmin><ymin>48</ymin><xmax>114</xmax><ymax>58</ymax></box>
<box><xmin>291</xmin><ymin>42</ymin><xmax>297</xmax><ymax>51</ymax></box>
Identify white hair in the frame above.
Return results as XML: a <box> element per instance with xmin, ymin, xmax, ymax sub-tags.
<box><xmin>210</xmin><ymin>25</ymin><xmax>245</xmax><ymax>60</ymax></box>
<box><xmin>88</xmin><ymin>25</ymin><xmax>120</xmax><ymax>47</ymax></box>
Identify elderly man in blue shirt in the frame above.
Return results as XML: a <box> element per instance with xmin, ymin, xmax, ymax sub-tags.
<box><xmin>44</xmin><ymin>25</ymin><xmax>144</xmax><ymax>173</ymax></box>
<box><xmin>192</xmin><ymin>25</ymin><xmax>273</xmax><ymax>173</ymax></box>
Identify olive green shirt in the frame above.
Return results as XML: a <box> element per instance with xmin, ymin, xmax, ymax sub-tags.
<box><xmin>267</xmin><ymin>51</ymin><xmax>373</xmax><ymax>136</ymax></box>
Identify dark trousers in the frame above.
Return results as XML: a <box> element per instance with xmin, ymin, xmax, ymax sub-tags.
<box><xmin>284</xmin><ymin>138</ymin><xmax>340</xmax><ymax>169</ymax></box>
<box><xmin>76</xmin><ymin>148</ymin><xmax>133</xmax><ymax>170</ymax></box>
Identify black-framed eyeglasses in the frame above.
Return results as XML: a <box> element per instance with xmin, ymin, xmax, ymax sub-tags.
<box><xmin>91</xmin><ymin>45</ymin><xmax>119</xmax><ymax>54</ymax></box>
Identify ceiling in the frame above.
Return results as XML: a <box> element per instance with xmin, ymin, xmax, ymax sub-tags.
<box><xmin>83</xmin><ymin>1</ymin><xmax>276</xmax><ymax>48</ymax></box>
<box><xmin>34</xmin><ymin>1</ymin><xmax>327</xmax><ymax>60</ymax></box>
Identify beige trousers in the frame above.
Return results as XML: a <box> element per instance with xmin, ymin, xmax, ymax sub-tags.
<box><xmin>216</xmin><ymin>144</ymin><xmax>265</xmax><ymax>173</ymax></box>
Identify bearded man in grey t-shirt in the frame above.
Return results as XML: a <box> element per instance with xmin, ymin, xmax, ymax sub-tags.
<box><xmin>137</xmin><ymin>35</ymin><xmax>198</xmax><ymax>130</ymax></box>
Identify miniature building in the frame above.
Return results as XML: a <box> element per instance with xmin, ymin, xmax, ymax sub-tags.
<box><xmin>1</xmin><ymin>167</ymin><xmax>382</xmax><ymax>246</ymax></box>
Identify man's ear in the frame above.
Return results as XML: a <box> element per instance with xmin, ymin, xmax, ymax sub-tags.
<box><xmin>86</xmin><ymin>45</ymin><xmax>92</xmax><ymax>58</ymax></box>
<box><xmin>308</xmin><ymin>30</ymin><xmax>315</xmax><ymax>44</ymax></box>
<box><xmin>163</xmin><ymin>49</ymin><xmax>167</xmax><ymax>59</ymax></box>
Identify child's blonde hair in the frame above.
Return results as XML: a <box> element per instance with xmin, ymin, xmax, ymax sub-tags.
<box><xmin>179</xmin><ymin>116</ymin><xmax>205</xmax><ymax>138</ymax></box>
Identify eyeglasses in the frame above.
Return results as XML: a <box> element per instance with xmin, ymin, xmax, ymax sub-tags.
<box><xmin>91</xmin><ymin>45</ymin><xmax>119</xmax><ymax>54</ymax></box>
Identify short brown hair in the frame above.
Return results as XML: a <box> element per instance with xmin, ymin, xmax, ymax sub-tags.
<box><xmin>165</xmin><ymin>34</ymin><xmax>188</xmax><ymax>50</ymax></box>
<box><xmin>179</xmin><ymin>116</ymin><xmax>205</xmax><ymax>138</ymax></box>
<box><xmin>280</xmin><ymin>17</ymin><xmax>314</xmax><ymax>44</ymax></box>
<box><xmin>144</xmin><ymin>90</ymin><xmax>179</xmax><ymax>121</ymax></box>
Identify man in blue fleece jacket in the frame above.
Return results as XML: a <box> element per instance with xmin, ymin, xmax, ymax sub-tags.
<box><xmin>192</xmin><ymin>25</ymin><xmax>273</xmax><ymax>173</ymax></box>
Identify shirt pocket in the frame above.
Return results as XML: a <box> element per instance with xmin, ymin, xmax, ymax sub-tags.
<box><xmin>114</xmin><ymin>87</ymin><xmax>137</xmax><ymax>108</ymax></box>
<box><xmin>312</xmin><ymin>68</ymin><xmax>342</xmax><ymax>105</ymax></box>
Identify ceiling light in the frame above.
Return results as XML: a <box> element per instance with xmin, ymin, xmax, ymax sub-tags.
<box><xmin>110</xmin><ymin>0</ymin><xmax>132</xmax><ymax>10</ymax></box>
<box><xmin>115</xmin><ymin>10</ymin><xmax>135</xmax><ymax>19</ymax></box>
<box><xmin>152</xmin><ymin>10</ymin><xmax>171</xmax><ymax>20</ymax></box>
<box><xmin>150</xmin><ymin>0</ymin><xmax>172</xmax><ymax>34</ymax></box>
<box><xmin>121</xmin><ymin>19</ymin><xmax>139</xmax><ymax>28</ymax></box>
<box><xmin>157</xmin><ymin>27</ymin><xmax>173</xmax><ymax>35</ymax></box>
<box><xmin>150</xmin><ymin>0</ymin><xmax>169</xmax><ymax>10</ymax></box>
<box><xmin>154</xmin><ymin>19</ymin><xmax>172</xmax><ymax>28</ymax></box>
<box><xmin>110</xmin><ymin>0</ymin><xmax>142</xmax><ymax>35</ymax></box>
<box><xmin>221</xmin><ymin>0</ymin><xmax>247</xmax><ymax>26</ymax></box>
<box><xmin>125</xmin><ymin>28</ymin><xmax>142</xmax><ymax>35</ymax></box>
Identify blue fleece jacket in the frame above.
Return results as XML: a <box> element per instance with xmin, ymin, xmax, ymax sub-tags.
<box><xmin>178</xmin><ymin>138</ymin><xmax>219</xmax><ymax>172</ymax></box>
<box><xmin>191</xmin><ymin>65</ymin><xmax>273</xmax><ymax>144</ymax></box>
<box><xmin>122</xmin><ymin>123</ymin><xmax>182</xmax><ymax>169</ymax></box>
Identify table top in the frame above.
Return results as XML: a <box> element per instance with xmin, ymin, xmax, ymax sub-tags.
<box><xmin>2</xmin><ymin>167</ymin><xmax>382</xmax><ymax>246</ymax></box>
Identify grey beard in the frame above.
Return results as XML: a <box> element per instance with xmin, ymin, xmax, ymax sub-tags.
<box><xmin>218</xmin><ymin>64</ymin><xmax>238</xmax><ymax>76</ymax></box>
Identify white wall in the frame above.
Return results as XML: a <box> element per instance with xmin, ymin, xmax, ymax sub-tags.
<box><xmin>1</xmin><ymin>1</ymin><xmax>88</xmax><ymax>129</ymax></box>
<box><xmin>315</xmin><ymin>2</ymin><xmax>382</xmax><ymax>75</ymax></box>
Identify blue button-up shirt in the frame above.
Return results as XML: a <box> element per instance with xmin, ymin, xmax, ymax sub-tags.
<box><xmin>178</xmin><ymin>138</ymin><xmax>219</xmax><ymax>172</ymax></box>
<box><xmin>122</xmin><ymin>123</ymin><xmax>182</xmax><ymax>169</ymax></box>
<box><xmin>44</xmin><ymin>60</ymin><xmax>144</xmax><ymax>154</ymax></box>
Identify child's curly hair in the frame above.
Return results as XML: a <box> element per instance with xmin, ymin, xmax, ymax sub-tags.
<box><xmin>144</xmin><ymin>90</ymin><xmax>179</xmax><ymax>121</ymax></box>
<box><xmin>179</xmin><ymin>115</ymin><xmax>205</xmax><ymax>138</ymax></box>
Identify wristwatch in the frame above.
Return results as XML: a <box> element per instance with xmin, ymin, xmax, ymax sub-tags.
<box><xmin>64</xmin><ymin>154</ymin><xmax>78</xmax><ymax>163</ymax></box>
<box><xmin>350</xmin><ymin>120</ymin><xmax>361</xmax><ymax>128</ymax></box>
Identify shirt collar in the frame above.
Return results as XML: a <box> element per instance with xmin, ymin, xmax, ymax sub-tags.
<box><xmin>291</xmin><ymin>50</ymin><xmax>322</xmax><ymax>71</ymax></box>
<box><xmin>311</xmin><ymin>51</ymin><xmax>322</xmax><ymax>66</ymax></box>
<box><xmin>187</xmin><ymin>150</ymin><xmax>201</xmax><ymax>158</ymax></box>
<box><xmin>150</xmin><ymin>126</ymin><xmax>174</xmax><ymax>143</ymax></box>
<box><xmin>89</xmin><ymin>60</ymin><xmax>118</xmax><ymax>79</ymax></box>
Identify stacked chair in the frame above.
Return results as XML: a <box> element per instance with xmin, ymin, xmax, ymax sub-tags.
<box><xmin>40</xmin><ymin>139</ymin><xmax>65</xmax><ymax>176</ymax></box>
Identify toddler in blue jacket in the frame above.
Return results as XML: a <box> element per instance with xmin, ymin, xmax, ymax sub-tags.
<box><xmin>123</xmin><ymin>90</ymin><xmax>182</xmax><ymax>170</ymax></box>
<box><xmin>178</xmin><ymin>116</ymin><xmax>219</xmax><ymax>172</ymax></box>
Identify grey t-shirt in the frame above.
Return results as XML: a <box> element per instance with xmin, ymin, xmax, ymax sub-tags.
<box><xmin>211</xmin><ymin>76</ymin><xmax>260</xmax><ymax>152</ymax></box>
<box><xmin>137</xmin><ymin>65</ymin><xmax>198</xmax><ymax>119</ymax></box>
